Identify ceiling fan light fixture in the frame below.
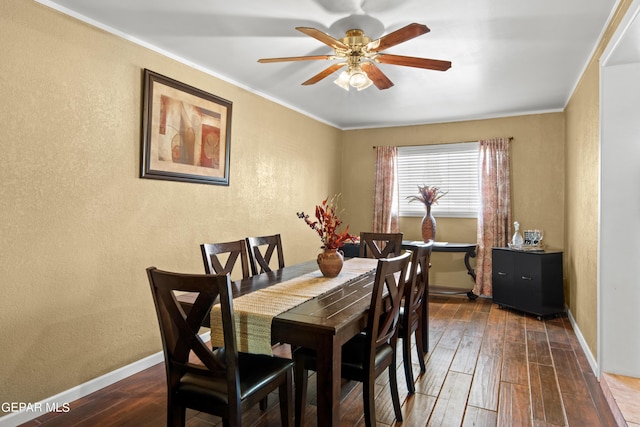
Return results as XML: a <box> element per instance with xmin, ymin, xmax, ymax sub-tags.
<box><xmin>333</xmin><ymin>66</ymin><xmax>373</xmax><ymax>91</ymax></box>
<box><xmin>350</xmin><ymin>70</ymin><xmax>372</xmax><ymax>90</ymax></box>
<box><xmin>334</xmin><ymin>70</ymin><xmax>351</xmax><ymax>91</ymax></box>
<box><xmin>259</xmin><ymin>24</ymin><xmax>450</xmax><ymax>91</ymax></box>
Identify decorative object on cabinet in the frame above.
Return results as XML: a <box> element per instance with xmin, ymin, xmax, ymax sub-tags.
<box><xmin>141</xmin><ymin>69</ymin><xmax>232</xmax><ymax>186</ymax></box>
<box><xmin>511</xmin><ymin>221</ymin><xmax>524</xmax><ymax>247</ymax></box>
<box><xmin>492</xmin><ymin>248</ymin><xmax>564</xmax><ymax>319</ymax></box>
<box><xmin>508</xmin><ymin>222</ymin><xmax>544</xmax><ymax>251</ymax></box>
<box><xmin>523</xmin><ymin>229</ymin><xmax>544</xmax><ymax>246</ymax></box>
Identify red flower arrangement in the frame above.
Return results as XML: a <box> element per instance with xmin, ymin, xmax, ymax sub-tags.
<box><xmin>297</xmin><ymin>195</ymin><xmax>356</xmax><ymax>250</ymax></box>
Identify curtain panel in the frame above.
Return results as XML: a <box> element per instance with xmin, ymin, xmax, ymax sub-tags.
<box><xmin>372</xmin><ymin>146</ymin><xmax>399</xmax><ymax>233</ymax></box>
<box><xmin>474</xmin><ymin>137</ymin><xmax>512</xmax><ymax>296</ymax></box>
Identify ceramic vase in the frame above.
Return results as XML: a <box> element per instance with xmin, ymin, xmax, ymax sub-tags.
<box><xmin>317</xmin><ymin>248</ymin><xmax>344</xmax><ymax>277</ymax></box>
<box><xmin>421</xmin><ymin>206</ymin><xmax>436</xmax><ymax>242</ymax></box>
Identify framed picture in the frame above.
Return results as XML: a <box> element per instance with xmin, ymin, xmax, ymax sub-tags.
<box><xmin>141</xmin><ymin>69</ymin><xmax>232</xmax><ymax>185</ymax></box>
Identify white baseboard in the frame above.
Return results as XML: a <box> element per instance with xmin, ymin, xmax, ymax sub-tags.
<box><xmin>566</xmin><ymin>307</ymin><xmax>599</xmax><ymax>377</ymax></box>
<box><xmin>0</xmin><ymin>331</ymin><xmax>210</xmax><ymax>427</ymax></box>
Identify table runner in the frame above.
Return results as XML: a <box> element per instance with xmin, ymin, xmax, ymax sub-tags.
<box><xmin>210</xmin><ymin>257</ymin><xmax>379</xmax><ymax>355</ymax></box>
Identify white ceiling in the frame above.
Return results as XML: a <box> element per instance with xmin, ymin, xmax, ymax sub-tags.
<box><xmin>38</xmin><ymin>0</ymin><xmax>618</xmax><ymax>130</ymax></box>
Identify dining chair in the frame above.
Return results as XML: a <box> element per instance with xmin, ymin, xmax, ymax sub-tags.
<box><xmin>358</xmin><ymin>232</ymin><xmax>404</xmax><ymax>258</ymax></box>
<box><xmin>200</xmin><ymin>240</ymin><xmax>251</xmax><ymax>279</ymax></box>
<box><xmin>146</xmin><ymin>267</ymin><xmax>294</xmax><ymax>427</ymax></box>
<box><xmin>245</xmin><ymin>234</ymin><xmax>285</xmax><ymax>275</ymax></box>
<box><xmin>399</xmin><ymin>241</ymin><xmax>433</xmax><ymax>394</ymax></box>
<box><xmin>293</xmin><ymin>251</ymin><xmax>411</xmax><ymax>427</ymax></box>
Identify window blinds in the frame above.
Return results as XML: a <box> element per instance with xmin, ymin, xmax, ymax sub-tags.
<box><xmin>397</xmin><ymin>142</ymin><xmax>479</xmax><ymax>218</ymax></box>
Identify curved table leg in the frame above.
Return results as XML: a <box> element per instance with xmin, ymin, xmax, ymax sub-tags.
<box><xmin>464</xmin><ymin>248</ymin><xmax>478</xmax><ymax>300</ymax></box>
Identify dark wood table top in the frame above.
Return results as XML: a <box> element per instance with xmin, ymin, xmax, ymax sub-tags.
<box><xmin>272</xmin><ymin>266</ymin><xmax>376</xmax><ymax>344</ymax></box>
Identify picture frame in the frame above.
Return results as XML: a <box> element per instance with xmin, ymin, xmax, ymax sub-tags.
<box><xmin>141</xmin><ymin>69</ymin><xmax>232</xmax><ymax>186</ymax></box>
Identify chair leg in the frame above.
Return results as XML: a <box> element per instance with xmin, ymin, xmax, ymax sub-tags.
<box><xmin>414</xmin><ymin>328</ymin><xmax>426</xmax><ymax>374</ymax></box>
<box><xmin>168</xmin><ymin>403</ymin><xmax>185</xmax><ymax>427</ymax></box>
<box><xmin>389</xmin><ymin>353</ymin><xmax>403</xmax><ymax>422</ymax></box>
<box><xmin>279</xmin><ymin>369</ymin><xmax>294</xmax><ymax>427</ymax></box>
<box><xmin>402</xmin><ymin>334</ymin><xmax>416</xmax><ymax>395</ymax></box>
<box><xmin>363</xmin><ymin>377</ymin><xmax>377</xmax><ymax>427</ymax></box>
<box><xmin>293</xmin><ymin>360</ymin><xmax>308</xmax><ymax>427</ymax></box>
<box><xmin>421</xmin><ymin>302</ymin><xmax>430</xmax><ymax>353</ymax></box>
<box><xmin>259</xmin><ymin>396</ymin><xmax>268</xmax><ymax>411</ymax></box>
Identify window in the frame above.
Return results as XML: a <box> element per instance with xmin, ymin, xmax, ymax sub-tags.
<box><xmin>397</xmin><ymin>142</ymin><xmax>479</xmax><ymax>218</ymax></box>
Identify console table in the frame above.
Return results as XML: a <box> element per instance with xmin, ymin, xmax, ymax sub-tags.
<box><xmin>342</xmin><ymin>241</ymin><xmax>478</xmax><ymax>299</ymax></box>
<box><xmin>404</xmin><ymin>241</ymin><xmax>478</xmax><ymax>300</ymax></box>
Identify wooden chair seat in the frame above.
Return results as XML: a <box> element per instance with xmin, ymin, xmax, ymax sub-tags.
<box><xmin>146</xmin><ymin>267</ymin><xmax>294</xmax><ymax>427</ymax></box>
<box><xmin>295</xmin><ymin>333</ymin><xmax>394</xmax><ymax>382</ymax></box>
<box><xmin>177</xmin><ymin>351</ymin><xmax>293</xmax><ymax>405</ymax></box>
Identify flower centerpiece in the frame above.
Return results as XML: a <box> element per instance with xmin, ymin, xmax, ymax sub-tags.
<box><xmin>407</xmin><ymin>185</ymin><xmax>447</xmax><ymax>242</ymax></box>
<box><xmin>297</xmin><ymin>195</ymin><xmax>356</xmax><ymax>277</ymax></box>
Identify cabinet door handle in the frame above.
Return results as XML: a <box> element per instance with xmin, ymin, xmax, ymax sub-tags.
<box><xmin>521</xmin><ymin>276</ymin><xmax>532</xmax><ymax>280</ymax></box>
<box><xmin>497</xmin><ymin>272</ymin><xmax>507</xmax><ymax>276</ymax></box>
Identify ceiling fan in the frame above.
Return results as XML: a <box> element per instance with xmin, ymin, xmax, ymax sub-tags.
<box><xmin>258</xmin><ymin>23</ymin><xmax>451</xmax><ymax>91</ymax></box>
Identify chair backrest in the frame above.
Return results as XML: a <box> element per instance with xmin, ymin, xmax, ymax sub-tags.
<box><xmin>246</xmin><ymin>234</ymin><xmax>285</xmax><ymax>275</ymax></box>
<box><xmin>201</xmin><ymin>240</ymin><xmax>251</xmax><ymax>279</ymax></box>
<box><xmin>403</xmin><ymin>241</ymin><xmax>433</xmax><ymax>319</ymax></box>
<box><xmin>366</xmin><ymin>252</ymin><xmax>411</xmax><ymax>357</ymax></box>
<box><xmin>146</xmin><ymin>267</ymin><xmax>241</xmax><ymax>400</ymax></box>
<box><xmin>359</xmin><ymin>232</ymin><xmax>404</xmax><ymax>259</ymax></box>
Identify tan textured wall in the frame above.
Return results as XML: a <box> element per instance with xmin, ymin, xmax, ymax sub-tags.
<box><xmin>564</xmin><ymin>0</ymin><xmax>633</xmax><ymax>357</ymax></box>
<box><xmin>565</xmin><ymin>66</ymin><xmax>600</xmax><ymax>356</ymax></box>
<box><xmin>0</xmin><ymin>0</ymin><xmax>341</xmax><ymax>405</ymax></box>
<box><xmin>340</xmin><ymin>113</ymin><xmax>565</xmax><ymax>288</ymax></box>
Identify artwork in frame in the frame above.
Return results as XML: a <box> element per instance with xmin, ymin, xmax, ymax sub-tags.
<box><xmin>141</xmin><ymin>69</ymin><xmax>232</xmax><ymax>185</ymax></box>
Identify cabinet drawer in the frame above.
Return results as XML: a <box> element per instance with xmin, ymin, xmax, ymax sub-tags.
<box><xmin>492</xmin><ymin>249</ymin><xmax>515</xmax><ymax>307</ymax></box>
<box><xmin>515</xmin><ymin>255</ymin><xmax>541</xmax><ymax>282</ymax></box>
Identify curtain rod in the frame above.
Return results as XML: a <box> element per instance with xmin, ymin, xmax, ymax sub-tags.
<box><xmin>372</xmin><ymin>137</ymin><xmax>513</xmax><ymax>149</ymax></box>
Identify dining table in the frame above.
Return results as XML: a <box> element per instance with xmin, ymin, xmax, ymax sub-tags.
<box><xmin>177</xmin><ymin>257</ymin><xmax>381</xmax><ymax>427</ymax></box>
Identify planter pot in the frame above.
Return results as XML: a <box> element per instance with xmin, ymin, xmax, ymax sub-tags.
<box><xmin>317</xmin><ymin>248</ymin><xmax>344</xmax><ymax>277</ymax></box>
<box><xmin>421</xmin><ymin>207</ymin><xmax>436</xmax><ymax>242</ymax></box>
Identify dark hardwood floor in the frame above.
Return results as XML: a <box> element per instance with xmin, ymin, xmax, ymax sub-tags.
<box><xmin>20</xmin><ymin>295</ymin><xmax>617</xmax><ymax>426</ymax></box>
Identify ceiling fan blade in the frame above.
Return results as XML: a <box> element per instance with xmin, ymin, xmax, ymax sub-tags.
<box><xmin>302</xmin><ymin>63</ymin><xmax>346</xmax><ymax>85</ymax></box>
<box><xmin>296</xmin><ymin>27</ymin><xmax>350</xmax><ymax>50</ymax></box>
<box><xmin>367</xmin><ymin>23</ymin><xmax>430</xmax><ymax>52</ymax></box>
<box><xmin>361</xmin><ymin>62</ymin><xmax>394</xmax><ymax>90</ymax></box>
<box><xmin>375</xmin><ymin>53</ymin><xmax>451</xmax><ymax>71</ymax></box>
<box><xmin>258</xmin><ymin>55</ymin><xmax>333</xmax><ymax>63</ymax></box>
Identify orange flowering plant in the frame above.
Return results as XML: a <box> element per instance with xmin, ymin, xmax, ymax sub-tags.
<box><xmin>407</xmin><ymin>185</ymin><xmax>447</xmax><ymax>207</ymax></box>
<box><xmin>297</xmin><ymin>195</ymin><xmax>356</xmax><ymax>250</ymax></box>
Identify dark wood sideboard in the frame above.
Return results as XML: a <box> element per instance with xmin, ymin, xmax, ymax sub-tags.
<box><xmin>492</xmin><ymin>247</ymin><xmax>564</xmax><ymax>319</ymax></box>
